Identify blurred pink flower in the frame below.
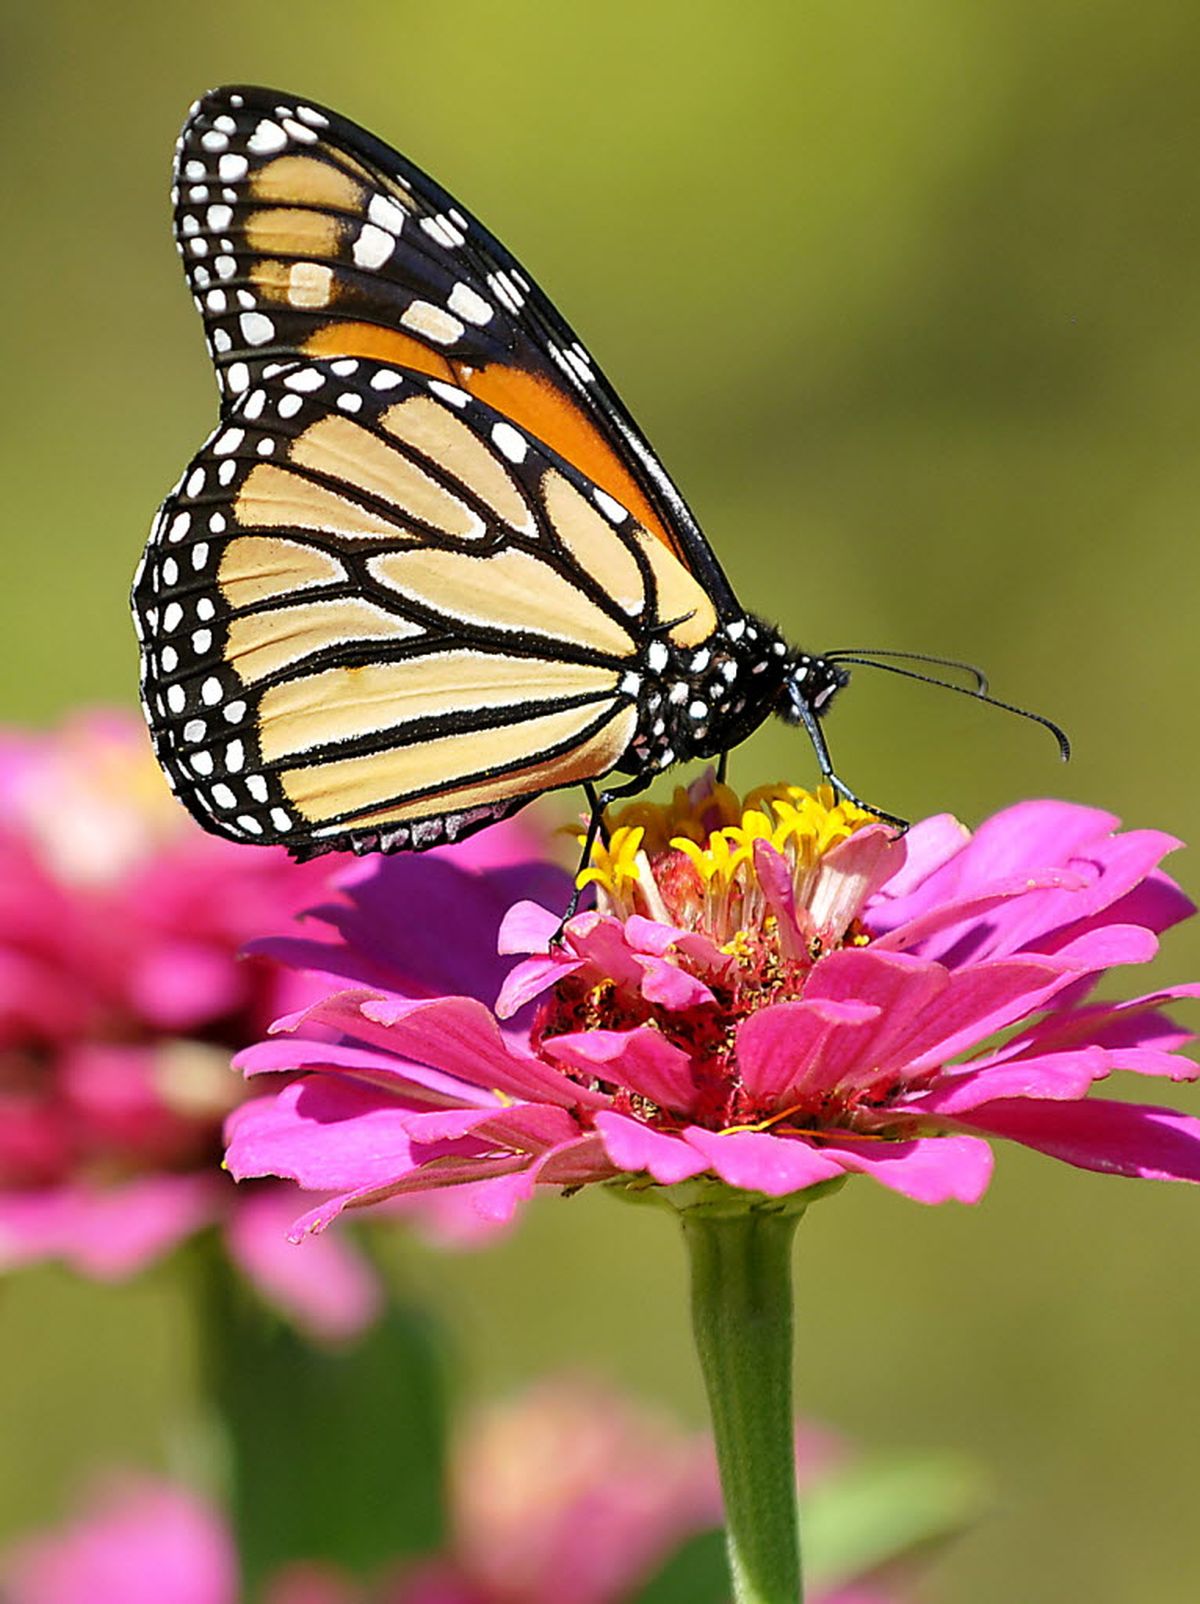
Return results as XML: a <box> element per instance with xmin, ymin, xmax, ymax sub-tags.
<box><xmin>2</xmin><ymin>1477</ymin><xmax>238</xmax><ymax>1604</ymax></box>
<box><xmin>0</xmin><ymin>713</ymin><xmax>549</xmax><ymax>1337</ymax></box>
<box><xmin>226</xmin><ymin>778</ymin><xmax>1200</xmax><ymax>1236</ymax></box>
<box><xmin>0</xmin><ymin>1384</ymin><xmax>907</xmax><ymax>1603</ymax></box>
<box><xmin>392</xmin><ymin>1376</ymin><xmax>865</xmax><ymax>1604</ymax></box>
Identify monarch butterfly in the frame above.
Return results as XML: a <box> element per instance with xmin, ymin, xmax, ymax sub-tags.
<box><xmin>133</xmin><ymin>86</ymin><xmax>1067</xmax><ymax>870</ymax></box>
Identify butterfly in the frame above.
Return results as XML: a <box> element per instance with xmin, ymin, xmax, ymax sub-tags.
<box><xmin>133</xmin><ymin>86</ymin><xmax>1067</xmax><ymax>871</ymax></box>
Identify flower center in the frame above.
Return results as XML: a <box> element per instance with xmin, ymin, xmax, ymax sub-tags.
<box><xmin>534</xmin><ymin>775</ymin><xmax>895</xmax><ymax>1132</ymax></box>
<box><xmin>578</xmin><ymin>774</ymin><xmax>879</xmax><ymax>944</ymax></box>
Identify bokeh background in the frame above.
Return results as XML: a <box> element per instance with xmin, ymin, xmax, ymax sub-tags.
<box><xmin>2</xmin><ymin>2</ymin><xmax>1198</xmax><ymax>1598</ymax></box>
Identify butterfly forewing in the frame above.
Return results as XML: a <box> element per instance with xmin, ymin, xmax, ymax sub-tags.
<box><xmin>133</xmin><ymin>357</ymin><xmax>725</xmax><ymax>856</ymax></box>
<box><xmin>173</xmin><ymin>86</ymin><xmax>735</xmax><ymax>607</ymax></box>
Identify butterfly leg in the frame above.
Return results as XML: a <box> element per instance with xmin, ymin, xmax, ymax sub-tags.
<box><xmin>716</xmin><ymin>750</ymin><xmax>729</xmax><ymax>786</ymax></box>
<box><xmin>582</xmin><ymin>781</ymin><xmax>612</xmax><ymax>848</ymax></box>
<box><xmin>553</xmin><ymin>774</ymin><xmax>656</xmax><ymax>941</ymax></box>
<box><xmin>791</xmin><ymin>699</ymin><xmax>909</xmax><ymax>833</ymax></box>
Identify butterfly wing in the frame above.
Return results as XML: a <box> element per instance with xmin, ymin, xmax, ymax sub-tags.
<box><xmin>172</xmin><ymin>85</ymin><xmax>738</xmax><ymax>613</ymax></box>
<box><xmin>132</xmin><ymin>357</ymin><xmax>721</xmax><ymax>856</ymax></box>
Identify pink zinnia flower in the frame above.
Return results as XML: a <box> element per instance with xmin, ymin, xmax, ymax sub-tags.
<box><xmin>0</xmin><ymin>713</ymin><xmax>548</xmax><ymax>1336</ymax></box>
<box><xmin>226</xmin><ymin>776</ymin><xmax>1200</xmax><ymax>1235</ymax></box>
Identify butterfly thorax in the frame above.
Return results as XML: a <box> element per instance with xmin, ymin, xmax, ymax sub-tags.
<box><xmin>624</xmin><ymin>613</ymin><xmax>794</xmax><ymax>779</ymax></box>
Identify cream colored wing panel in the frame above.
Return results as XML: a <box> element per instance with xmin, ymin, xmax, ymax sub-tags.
<box><xmin>281</xmin><ymin>700</ymin><xmax>632</xmax><ymax>822</ymax></box>
<box><xmin>258</xmin><ymin>651</ymin><xmax>619</xmax><ymax>762</ymax></box>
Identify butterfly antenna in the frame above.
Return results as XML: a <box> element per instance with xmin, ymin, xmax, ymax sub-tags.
<box><xmin>827</xmin><ymin>648</ymin><xmax>989</xmax><ymax>696</ymax></box>
<box><xmin>829</xmin><ymin>655</ymin><xmax>1071</xmax><ymax>761</ymax></box>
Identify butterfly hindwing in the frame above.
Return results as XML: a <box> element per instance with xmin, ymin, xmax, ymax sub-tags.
<box><xmin>133</xmin><ymin>356</ymin><xmax>723</xmax><ymax>856</ymax></box>
<box><xmin>172</xmin><ymin>85</ymin><xmax>736</xmax><ymax>607</ymax></box>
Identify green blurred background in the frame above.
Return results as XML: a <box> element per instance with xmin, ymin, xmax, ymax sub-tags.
<box><xmin>2</xmin><ymin>1</ymin><xmax>1199</xmax><ymax>1597</ymax></box>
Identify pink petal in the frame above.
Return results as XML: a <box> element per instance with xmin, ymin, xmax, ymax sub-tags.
<box><xmin>542</xmin><ymin>1029</ymin><xmax>698</xmax><ymax>1112</ymax></box>
<box><xmin>623</xmin><ymin>915</ymin><xmax>729</xmax><ymax>976</ymax></box>
<box><xmin>956</xmin><ymin>1097</ymin><xmax>1200</xmax><ymax>1182</ymax></box>
<box><xmin>239</xmin><ymin>1026</ymin><xmax>499</xmax><ymax>1110</ymax></box>
<box><xmin>808</xmin><ymin>826</ymin><xmax>908</xmax><ymax>942</ymax></box>
<box><xmin>224</xmin><ymin>1186</ymin><xmax>382</xmax><ymax>1344</ymax></box>
<box><xmin>224</xmin><ymin>1077</ymin><xmax>418</xmax><ymax>1193</ymax></box>
<box><xmin>736</xmin><ymin>998</ymin><xmax>881</xmax><ymax>1104</ymax></box>
<box><xmin>533</xmin><ymin>1133</ymin><xmax>621</xmax><ymax>1186</ymax></box>
<box><xmin>891</xmin><ymin>958</ymin><xmax>1071</xmax><ymax>1071</ymax></box>
<box><xmin>681</xmin><ymin>1127</ymin><xmax>845</xmax><ymax>1196</ymax></box>
<box><xmin>400</xmin><ymin>1106</ymin><xmax>513</xmax><ymax>1143</ymax></box>
<box><xmin>819</xmin><ymin>1133</ymin><xmax>995</xmax><ymax>1203</ymax></box>
<box><xmin>357</xmin><ymin>994</ymin><xmax>604</xmax><ymax>1109</ymax></box>
<box><xmin>495</xmin><ymin>952</ymin><xmax>585</xmax><ymax>1019</ymax></box>
<box><xmin>632</xmin><ymin>954</ymin><xmax>717</xmax><ymax>1011</ymax></box>
<box><xmin>2</xmin><ymin>1478</ymin><xmax>237</xmax><ymax>1604</ymax></box>
<box><xmin>257</xmin><ymin>852</ymin><xmax>571</xmax><ymax>1009</ymax></box>
<box><xmin>871</xmin><ymin>867</ymin><xmax>1088</xmax><ymax>955</ymax></box>
<box><xmin>126</xmin><ymin>941</ymin><xmax>243</xmax><ymax>1032</ymax></box>
<box><xmin>289</xmin><ymin>1155</ymin><xmax>537</xmax><ymax>1238</ymax></box>
<box><xmin>988</xmin><ymin>983</ymin><xmax>1200</xmax><ymax>1068</ymax></box>
<box><xmin>802</xmin><ymin>948</ymin><xmax>1067</xmax><ymax>1086</ymax></box>
<box><xmin>907</xmin><ymin>1048</ymin><xmax>1106</xmax><ymax>1115</ymax></box>
<box><xmin>866</xmin><ymin>801</ymin><xmax>1113</xmax><ymax>935</ymax></box>
<box><xmin>443</xmin><ymin>1103</ymin><xmax>583</xmax><ymax>1155</ymax></box>
<box><xmin>1040</xmin><ymin>922</ymin><xmax>1159</xmax><ymax>971</ymax></box>
<box><xmin>754</xmin><ymin>839</ymin><xmax>799</xmax><ymax>936</ymax></box>
<box><xmin>497</xmin><ymin>898</ymin><xmax>563</xmax><ymax>955</ymax></box>
<box><xmin>594</xmin><ymin>1111</ymin><xmax>710</xmax><ymax>1184</ymax></box>
<box><xmin>0</xmin><ymin>1175</ymin><xmax>223</xmax><ymax>1279</ymax></box>
<box><xmin>867</xmin><ymin>813</ymin><xmax>970</xmax><ymax>905</ymax></box>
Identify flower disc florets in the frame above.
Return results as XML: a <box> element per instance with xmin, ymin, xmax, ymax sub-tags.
<box><xmin>536</xmin><ymin>780</ymin><xmax>893</xmax><ymax>1134</ymax></box>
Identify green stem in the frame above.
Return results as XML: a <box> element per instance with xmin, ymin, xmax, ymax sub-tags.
<box><xmin>682</xmin><ymin>1205</ymin><xmax>803</xmax><ymax>1604</ymax></box>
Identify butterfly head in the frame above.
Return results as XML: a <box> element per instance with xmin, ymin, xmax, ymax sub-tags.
<box><xmin>777</xmin><ymin>653</ymin><xmax>851</xmax><ymax>728</ymax></box>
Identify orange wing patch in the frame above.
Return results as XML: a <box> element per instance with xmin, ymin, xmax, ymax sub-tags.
<box><xmin>300</xmin><ymin>324</ymin><xmax>676</xmax><ymax>557</ymax></box>
<box><xmin>464</xmin><ymin>365</ymin><xmax>671</xmax><ymax>551</ymax></box>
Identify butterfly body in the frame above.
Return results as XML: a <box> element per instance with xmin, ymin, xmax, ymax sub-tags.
<box><xmin>134</xmin><ymin>85</ymin><xmax>879</xmax><ymax>860</ymax></box>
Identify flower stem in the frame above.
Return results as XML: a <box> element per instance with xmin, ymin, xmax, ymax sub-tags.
<box><xmin>682</xmin><ymin>1204</ymin><xmax>804</xmax><ymax>1604</ymax></box>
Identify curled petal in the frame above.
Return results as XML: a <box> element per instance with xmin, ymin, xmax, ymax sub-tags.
<box><xmin>496</xmin><ymin>951</ymin><xmax>585</xmax><ymax>1019</ymax></box>
<box><xmin>543</xmin><ymin>1028</ymin><xmax>698</xmax><ymax>1112</ymax></box>
<box><xmin>736</xmin><ymin>998</ymin><xmax>880</xmax><ymax>1104</ymax></box>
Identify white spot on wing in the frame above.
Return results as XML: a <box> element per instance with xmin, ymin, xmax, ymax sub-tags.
<box><xmin>248</xmin><ymin>119</ymin><xmax>288</xmax><ymax>154</ymax></box>
<box><xmin>593</xmin><ymin>488</ymin><xmax>628</xmax><ymax>524</ymax></box>
<box><xmin>428</xmin><ymin>380</ymin><xmax>469</xmax><ymax>408</ymax></box>
<box><xmin>367</xmin><ymin>193</ymin><xmax>407</xmax><ymax>234</ymax></box>
<box><xmin>491</xmin><ymin>422</ymin><xmax>526</xmax><ymax>464</ymax></box>
<box><xmin>284</xmin><ymin>367</ymin><xmax>325</xmax><ymax>392</ymax></box>
<box><xmin>400</xmin><ymin>301</ymin><xmax>464</xmax><ymax>346</ymax></box>
<box><xmin>353</xmin><ymin>224</ymin><xmax>395</xmax><ymax>269</ymax></box>
<box><xmin>240</xmin><ymin>312</ymin><xmax>275</xmax><ymax>346</ymax></box>
<box><xmin>447</xmin><ymin>282</ymin><xmax>494</xmax><ymax>326</ymax></box>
